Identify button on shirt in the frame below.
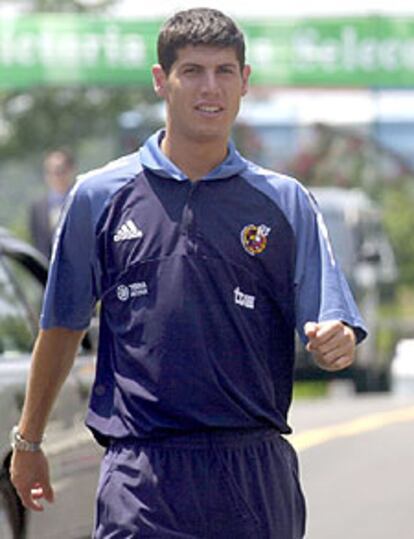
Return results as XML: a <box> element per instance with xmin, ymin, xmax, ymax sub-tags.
<box><xmin>41</xmin><ymin>130</ymin><xmax>367</xmax><ymax>445</ymax></box>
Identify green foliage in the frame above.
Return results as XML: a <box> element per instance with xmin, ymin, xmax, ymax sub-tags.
<box><xmin>293</xmin><ymin>381</ymin><xmax>328</xmax><ymax>400</ymax></box>
<box><xmin>280</xmin><ymin>124</ymin><xmax>414</xmax><ymax>291</ymax></box>
<box><xmin>0</xmin><ymin>86</ymin><xmax>157</xmax><ymax>158</ymax></box>
<box><xmin>382</xmin><ymin>186</ymin><xmax>414</xmax><ymax>287</ymax></box>
<box><xmin>0</xmin><ymin>85</ymin><xmax>158</xmax><ymax>237</ymax></box>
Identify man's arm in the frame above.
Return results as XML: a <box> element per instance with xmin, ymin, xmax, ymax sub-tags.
<box><xmin>304</xmin><ymin>320</ymin><xmax>356</xmax><ymax>371</ymax></box>
<box><xmin>10</xmin><ymin>327</ymin><xmax>85</xmax><ymax>511</ymax></box>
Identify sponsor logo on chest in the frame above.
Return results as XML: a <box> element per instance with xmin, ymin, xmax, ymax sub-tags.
<box><xmin>116</xmin><ymin>281</ymin><xmax>148</xmax><ymax>302</ymax></box>
<box><xmin>234</xmin><ymin>287</ymin><xmax>256</xmax><ymax>310</ymax></box>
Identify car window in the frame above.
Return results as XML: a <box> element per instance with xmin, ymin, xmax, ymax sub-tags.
<box><xmin>2</xmin><ymin>254</ymin><xmax>44</xmax><ymax>324</ymax></box>
<box><xmin>319</xmin><ymin>209</ymin><xmax>357</xmax><ymax>277</ymax></box>
<box><xmin>0</xmin><ymin>258</ymin><xmax>34</xmax><ymax>355</ymax></box>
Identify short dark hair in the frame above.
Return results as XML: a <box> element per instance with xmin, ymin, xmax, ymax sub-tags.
<box><xmin>44</xmin><ymin>148</ymin><xmax>75</xmax><ymax>169</ymax></box>
<box><xmin>157</xmin><ymin>8</ymin><xmax>246</xmax><ymax>74</ymax></box>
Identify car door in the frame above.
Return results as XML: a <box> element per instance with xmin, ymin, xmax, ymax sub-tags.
<box><xmin>0</xmin><ymin>251</ymin><xmax>41</xmax><ymax>539</ymax></box>
<box><xmin>1</xmin><ymin>245</ymin><xmax>101</xmax><ymax>539</ymax></box>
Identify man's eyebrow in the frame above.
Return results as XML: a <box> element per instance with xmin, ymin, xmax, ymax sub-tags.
<box><xmin>178</xmin><ymin>61</ymin><xmax>239</xmax><ymax>69</ymax></box>
<box><xmin>179</xmin><ymin>62</ymin><xmax>202</xmax><ymax>68</ymax></box>
<box><xmin>219</xmin><ymin>62</ymin><xmax>238</xmax><ymax>68</ymax></box>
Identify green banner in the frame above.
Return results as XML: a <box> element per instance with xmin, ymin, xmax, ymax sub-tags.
<box><xmin>246</xmin><ymin>17</ymin><xmax>414</xmax><ymax>87</ymax></box>
<box><xmin>0</xmin><ymin>16</ymin><xmax>161</xmax><ymax>87</ymax></box>
<box><xmin>2</xmin><ymin>15</ymin><xmax>414</xmax><ymax>87</ymax></box>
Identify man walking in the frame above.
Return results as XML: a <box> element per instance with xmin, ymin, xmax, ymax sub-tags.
<box><xmin>11</xmin><ymin>8</ymin><xmax>366</xmax><ymax>538</ymax></box>
<box><xmin>28</xmin><ymin>148</ymin><xmax>76</xmax><ymax>258</ymax></box>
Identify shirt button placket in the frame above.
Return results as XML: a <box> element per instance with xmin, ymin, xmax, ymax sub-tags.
<box><xmin>182</xmin><ymin>182</ymin><xmax>200</xmax><ymax>255</ymax></box>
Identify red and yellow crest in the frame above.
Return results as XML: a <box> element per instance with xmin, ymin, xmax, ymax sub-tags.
<box><xmin>240</xmin><ymin>224</ymin><xmax>271</xmax><ymax>256</ymax></box>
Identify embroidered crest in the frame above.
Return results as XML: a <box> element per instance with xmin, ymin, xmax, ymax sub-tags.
<box><xmin>240</xmin><ymin>224</ymin><xmax>271</xmax><ymax>256</ymax></box>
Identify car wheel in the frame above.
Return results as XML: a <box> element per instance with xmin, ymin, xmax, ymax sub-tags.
<box><xmin>353</xmin><ymin>367</ymin><xmax>376</xmax><ymax>393</ymax></box>
<box><xmin>353</xmin><ymin>366</ymin><xmax>392</xmax><ymax>393</ymax></box>
<box><xmin>376</xmin><ymin>366</ymin><xmax>392</xmax><ymax>392</ymax></box>
<box><xmin>0</xmin><ymin>474</ymin><xmax>23</xmax><ymax>539</ymax></box>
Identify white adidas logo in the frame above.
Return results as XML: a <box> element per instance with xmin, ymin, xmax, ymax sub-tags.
<box><xmin>113</xmin><ymin>219</ymin><xmax>143</xmax><ymax>242</ymax></box>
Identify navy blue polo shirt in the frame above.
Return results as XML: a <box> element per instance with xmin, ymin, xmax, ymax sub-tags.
<box><xmin>41</xmin><ymin>130</ymin><xmax>366</xmax><ymax>445</ymax></box>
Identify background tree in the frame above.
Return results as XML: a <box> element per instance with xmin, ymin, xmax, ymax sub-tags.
<box><xmin>0</xmin><ymin>0</ymin><xmax>160</xmax><ymax>236</ymax></box>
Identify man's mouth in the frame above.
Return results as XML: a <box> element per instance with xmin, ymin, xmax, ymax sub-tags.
<box><xmin>195</xmin><ymin>105</ymin><xmax>223</xmax><ymax>114</ymax></box>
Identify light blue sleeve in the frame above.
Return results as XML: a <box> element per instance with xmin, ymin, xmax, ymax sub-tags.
<box><xmin>40</xmin><ymin>179</ymin><xmax>101</xmax><ymax>330</ymax></box>
<box><xmin>293</xmin><ymin>186</ymin><xmax>367</xmax><ymax>344</ymax></box>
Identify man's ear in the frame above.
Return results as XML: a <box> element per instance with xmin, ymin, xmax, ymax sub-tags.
<box><xmin>241</xmin><ymin>64</ymin><xmax>251</xmax><ymax>97</ymax></box>
<box><xmin>152</xmin><ymin>64</ymin><xmax>167</xmax><ymax>98</ymax></box>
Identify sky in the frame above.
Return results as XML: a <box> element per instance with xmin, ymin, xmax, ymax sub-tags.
<box><xmin>109</xmin><ymin>0</ymin><xmax>414</xmax><ymax>19</ymax></box>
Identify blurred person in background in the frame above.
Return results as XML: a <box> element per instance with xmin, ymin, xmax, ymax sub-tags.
<box><xmin>28</xmin><ymin>148</ymin><xmax>75</xmax><ymax>258</ymax></box>
<box><xmin>11</xmin><ymin>8</ymin><xmax>366</xmax><ymax>539</ymax></box>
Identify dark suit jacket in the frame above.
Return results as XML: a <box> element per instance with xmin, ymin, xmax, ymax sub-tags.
<box><xmin>29</xmin><ymin>196</ymin><xmax>54</xmax><ymax>258</ymax></box>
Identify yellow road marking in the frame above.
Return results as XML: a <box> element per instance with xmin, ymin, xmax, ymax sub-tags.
<box><xmin>290</xmin><ymin>405</ymin><xmax>414</xmax><ymax>453</ymax></box>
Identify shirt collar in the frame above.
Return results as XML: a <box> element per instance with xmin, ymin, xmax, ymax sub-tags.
<box><xmin>139</xmin><ymin>129</ymin><xmax>247</xmax><ymax>181</ymax></box>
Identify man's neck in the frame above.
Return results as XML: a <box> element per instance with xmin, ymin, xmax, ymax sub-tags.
<box><xmin>161</xmin><ymin>132</ymin><xmax>228</xmax><ymax>182</ymax></box>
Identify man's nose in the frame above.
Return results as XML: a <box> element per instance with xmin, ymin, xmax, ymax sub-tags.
<box><xmin>200</xmin><ymin>71</ymin><xmax>219</xmax><ymax>93</ymax></box>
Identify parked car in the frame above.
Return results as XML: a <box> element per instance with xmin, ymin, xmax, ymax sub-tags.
<box><xmin>0</xmin><ymin>228</ymin><xmax>100</xmax><ymax>539</ymax></box>
<box><xmin>294</xmin><ymin>188</ymin><xmax>398</xmax><ymax>392</ymax></box>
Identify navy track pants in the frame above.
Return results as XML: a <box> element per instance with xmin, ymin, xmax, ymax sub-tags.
<box><xmin>93</xmin><ymin>429</ymin><xmax>306</xmax><ymax>538</ymax></box>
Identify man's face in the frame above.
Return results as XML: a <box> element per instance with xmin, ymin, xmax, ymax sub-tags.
<box><xmin>44</xmin><ymin>153</ymin><xmax>74</xmax><ymax>194</ymax></box>
<box><xmin>153</xmin><ymin>45</ymin><xmax>251</xmax><ymax>145</ymax></box>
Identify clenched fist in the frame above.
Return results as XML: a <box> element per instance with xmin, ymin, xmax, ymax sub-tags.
<box><xmin>304</xmin><ymin>320</ymin><xmax>356</xmax><ymax>372</ymax></box>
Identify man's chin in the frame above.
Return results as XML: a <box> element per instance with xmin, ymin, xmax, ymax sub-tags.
<box><xmin>189</xmin><ymin>128</ymin><xmax>229</xmax><ymax>145</ymax></box>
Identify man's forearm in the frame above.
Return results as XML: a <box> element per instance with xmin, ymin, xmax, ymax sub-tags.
<box><xmin>18</xmin><ymin>327</ymin><xmax>85</xmax><ymax>442</ymax></box>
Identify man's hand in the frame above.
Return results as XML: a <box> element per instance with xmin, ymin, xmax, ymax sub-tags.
<box><xmin>10</xmin><ymin>450</ymin><xmax>54</xmax><ymax>511</ymax></box>
<box><xmin>9</xmin><ymin>328</ymin><xmax>84</xmax><ymax>512</ymax></box>
<box><xmin>304</xmin><ymin>320</ymin><xmax>356</xmax><ymax>372</ymax></box>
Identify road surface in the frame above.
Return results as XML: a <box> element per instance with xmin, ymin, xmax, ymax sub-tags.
<box><xmin>289</xmin><ymin>388</ymin><xmax>414</xmax><ymax>539</ymax></box>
